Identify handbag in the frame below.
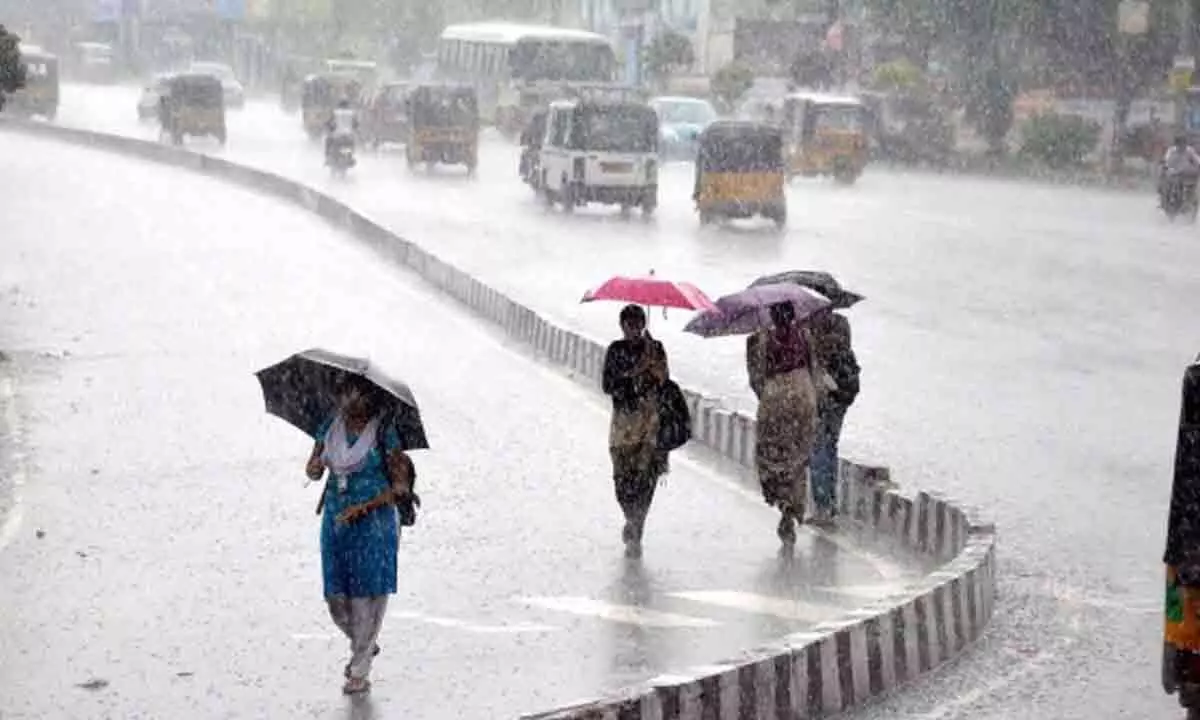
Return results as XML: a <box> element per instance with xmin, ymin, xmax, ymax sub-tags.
<box><xmin>657</xmin><ymin>379</ymin><xmax>692</xmax><ymax>452</ymax></box>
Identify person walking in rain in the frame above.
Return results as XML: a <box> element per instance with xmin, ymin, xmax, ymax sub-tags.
<box><xmin>602</xmin><ymin>304</ymin><xmax>670</xmax><ymax>558</ymax></box>
<box><xmin>305</xmin><ymin>375</ymin><xmax>414</xmax><ymax>694</ymax></box>
<box><xmin>746</xmin><ymin>301</ymin><xmax>818</xmax><ymax>545</ymax></box>
<box><xmin>807</xmin><ymin>308</ymin><xmax>860</xmax><ymax>526</ymax></box>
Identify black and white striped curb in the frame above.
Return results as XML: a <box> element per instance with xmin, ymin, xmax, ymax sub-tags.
<box><xmin>520</xmin><ymin>474</ymin><xmax>996</xmax><ymax>720</ymax></box>
<box><xmin>0</xmin><ymin>118</ymin><xmax>1000</xmax><ymax>718</ymax></box>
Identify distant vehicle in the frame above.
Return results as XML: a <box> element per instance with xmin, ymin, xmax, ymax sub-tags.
<box><xmin>138</xmin><ymin>73</ymin><xmax>174</xmax><ymax>121</ymax></box>
<box><xmin>301</xmin><ymin>73</ymin><xmax>363</xmax><ymax>140</ymax></box>
<box><xmin>538</xmin><ymin>99</ymin><xmax>658</xmax><ymax>216</ymax></box>
<box><xmin>435</xmin><ymin>22</ymin><xmax>618</xmax><ymax>137</ymax></box>
<box><xmin>5</xmin><ymin>44</ymin><xmax>59</xmax><ymax>120</ymax></box>
<box><xmin>323</xmin><ymin>58</ymin><xmax>378</xmax><ymax>90</ymax></box>
<box><xmin>188</xmin><ymin>61</ymin><xmax>244</xmax><ymax>109</ymax></box>
<box><xmin>405</xmin><ymin>83</ymin><xmax>479</xmax><ymax>174</ymax></box>
<box><xmin>779</xmin><ymin>91</ymin><xmax>869</xmax><ymax>184</ymax></box>
<box><xmin>158</xmin><ymin>72</ymin><xmax>226</xmax><ymax>146</ymax></box>
<box><xmin>649</xmin><ymin>96</ymin><xmax>717</xmax><ymax>161</ymax></box>
<box><xmin>361</xmin><ymin>81</ymin><xmax>411</xmax><ymax>148</ymax></box>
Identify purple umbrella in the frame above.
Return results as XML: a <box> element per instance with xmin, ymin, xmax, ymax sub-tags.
<box><xmin>683</xmin><ymin>283</ymin><xmax>832</xmax><ymax>338</ymax></box>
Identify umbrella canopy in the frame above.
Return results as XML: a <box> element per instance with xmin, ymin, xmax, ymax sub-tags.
<box><xmin>581</xmin><ymin>275</ymin><xmax>717</xmax><ymax>312</ymax></box>
<box><xmin>750</xmin><ymin>270</ymin><xmax>864</xmax><ymax>309</ymax></box>
<box><xmin>254</xmin><ymin>348</ymin><xmax>429</xmax><ymax>450</ymax></box>
<box><xmin>684</xmin><ymin>283</ymin><xmax>832</xmax><ymax>338</ymax></box>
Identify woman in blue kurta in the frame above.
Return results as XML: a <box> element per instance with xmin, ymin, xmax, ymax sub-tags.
<box><xmin>305</xmin><ymin>376</ymin><xmax>413</xmax><ymax>695</ymax></box>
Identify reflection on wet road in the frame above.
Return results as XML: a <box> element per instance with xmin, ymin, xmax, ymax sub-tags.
<box><xmin>0</xmin><ymin>131</ymin><xmax>927</xmax><ymax>719</ymax></box>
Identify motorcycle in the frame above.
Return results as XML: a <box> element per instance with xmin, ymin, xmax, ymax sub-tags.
<box><xmin>325</xmin><ymin>134</ymin><xmax>357</xmax><ymax>178</ymax></box>
<box><xmin>1162</xmin><ymin>171</ymin><xmax>1200</xmax><ymax>222</ymax></box>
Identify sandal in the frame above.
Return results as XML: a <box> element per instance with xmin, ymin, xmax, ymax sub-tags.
<box><xmin>342</xmin><ymin>676</ymin><xmax>370</xmax><ymax>695</ymax></box>
<box><xmin>343</xmin><ymin>645</ymin><xmax>381</xmax><ymax>679</ymax></box>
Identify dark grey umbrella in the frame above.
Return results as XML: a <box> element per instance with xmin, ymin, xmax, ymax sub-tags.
<box><xmin>750</xmin><ymin>271</ymin><xmax>864</xmax><ymax>309</ymax></box>
<box><xmin>254</xmin><ymin>348</ymin><xmax>429</xmax><ymax>450</ymax></box>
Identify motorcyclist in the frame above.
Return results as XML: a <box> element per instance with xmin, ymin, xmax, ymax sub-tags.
<box><xmin>325</xmin><ymin>98</ymin><xmax>358</xmax><ymax>165</ymax></box>
<box><xmin>1160</xmin><ymin>134</ymin><xmax>1200</xmax><ymax>208</ymax></box>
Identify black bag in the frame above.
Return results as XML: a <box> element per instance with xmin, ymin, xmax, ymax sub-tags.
<box><xmin>657</xmin><ymin>379</ymin><xmax>692</xmax><ymax>452</ymax></box>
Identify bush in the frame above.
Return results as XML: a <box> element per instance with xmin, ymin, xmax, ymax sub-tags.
<box><xmin>712</xmin><ymin>61</ymin><xmax>753</xmax><ymax>112</ymax></box>
<box><xmin>0</xmin><ymin>24</ymin><xmax>24</xmax><ymax>111</ymax></box>
<box><xmin>1018</xmin><ymin>113</ymin><xmax>1102</xmax><ymax>168</ymax></box>
<box><xmin>870</xmin><ymin>59</ymin><xmax>924</xmax><ymax>92</ymax></box>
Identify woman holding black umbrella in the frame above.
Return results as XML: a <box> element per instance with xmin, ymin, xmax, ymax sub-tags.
<box><xmin>305</xmin><ymin>375</ymin><xmax>414</xmax><ymax>695</ymax></box>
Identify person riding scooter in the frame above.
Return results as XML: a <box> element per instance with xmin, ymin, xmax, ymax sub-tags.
<box><xmin>1160</xmin><ymin>134</ymin><xmax>1200</xmax><ymax>210</ymax></box>
<box><xmin>324</xmin><ymin>99</ymin><xmax>359</xmax><ymax>166</ymax></box>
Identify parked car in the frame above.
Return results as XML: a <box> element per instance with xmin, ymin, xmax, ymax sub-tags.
<box><xmin>188</xmin><ymin>61</ymin><xmax>245</xmax><ymax>109</ymax></box>
<box><xmin>649</xmin><ymin>96</ymin><xmax>717</xmax><ymax>160</ymax></box>
<box><xmin>138</xmin><ymin>73</ymin><xmax>174</xmax><ymax>121</ymax></box>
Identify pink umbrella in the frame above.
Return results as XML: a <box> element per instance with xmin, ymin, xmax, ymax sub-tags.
<box><xmin>581</xmin><ymin>275</ymin><xmax>717</xmax><ymax>312</ymax></box>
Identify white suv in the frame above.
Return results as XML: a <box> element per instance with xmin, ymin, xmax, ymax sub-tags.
<box><xmin>538</xmin><ymin>99</ymin><xmax>658</xmax><ymax>216</ymax></box>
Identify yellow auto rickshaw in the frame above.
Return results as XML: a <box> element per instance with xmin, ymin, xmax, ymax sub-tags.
<box><xmin>781</xmin><ymin>92</ymin><xmax>869</xmax><ymax>184</ymax></box>
<box><xmin>405</xmin><ymin>83</ymin><xmax>479</xmax><ymax>175</ymax></box>
<box><xmin>693</xmin><ymin>120</ymin><xmax>787</xmax><ymax>228</ymax></box>
<box><xmin>301</xmin><ymin>73</ymin><xmax>363</xmax><ymax>140</ymax></box>
<box><xmin>158</xmin><ymin>73</ymin><xmax>227</xmax><ymax>146</ymax></box>
<box><xmin>6</xmin><ymin>45</ymin><xmax>60</xmax><ymax>120</ymax></box>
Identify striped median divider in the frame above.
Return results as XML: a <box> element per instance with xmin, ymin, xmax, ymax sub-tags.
<box><xmin>0</xmin><ymin>117</ymin><xmax>998</xmax><ymax>718</ymax></box>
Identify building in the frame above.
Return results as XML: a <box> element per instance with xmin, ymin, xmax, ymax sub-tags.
<box><xmin>575</xmin><ymin>0</ymin><xmax>850</xmax><ymax>77</ymax></box>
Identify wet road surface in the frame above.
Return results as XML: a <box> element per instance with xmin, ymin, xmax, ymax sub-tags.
<box><xmin>45</xmin><ymin>82</ymin><xmax>1200</xmax><ymax>718</ymax></box>
<box><xmin>0</xmin><ymin>131</ymin><xmax>925</xmax><ymax>719</ymax></box>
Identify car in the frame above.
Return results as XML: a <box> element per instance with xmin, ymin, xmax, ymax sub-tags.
<box><xmin>188</xmin><ymin>61</ymin><xmax>245</xmax><ymax>109</ymax></box>
<box><xmin>137</xmin><ymin>73</ymin><xmax>174</xmax><ymax>121</ymax></box>
<box><xmin>649</xmin><ymin>96</ymin><xmax>717</xmax><ymax>161</ymax></box>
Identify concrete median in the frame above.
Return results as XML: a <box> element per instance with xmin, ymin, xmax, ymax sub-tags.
<box><xmin>0</xmin><ymin>116</ymin><xmax>997</xmax><ymax>719</ymax></box>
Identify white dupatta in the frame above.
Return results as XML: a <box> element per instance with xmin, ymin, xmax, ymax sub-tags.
<box><xmin>321</xmin><ymin>413</ymin><xmax>382</xmax><ymax>492</ymax></box>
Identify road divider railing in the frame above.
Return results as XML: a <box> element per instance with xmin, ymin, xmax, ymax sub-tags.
<box><xmin>0</xmin><ymin>117</ymin><xmax>997</xmax><ymax>719</ymax></box>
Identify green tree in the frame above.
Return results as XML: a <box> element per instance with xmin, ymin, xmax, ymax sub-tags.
<box><xmin>712</xmin><ymin>61</ymin><xmax>754</xmax><ymax>113</ymax></box>
<box><xmin>644</xmin><ymin>31</ymin><xmax>695</xmax><ymax>88</ymax></box>
<box><xmin>0</xmin><ymin>24</ymin><xmax>25</xmax><ymax>112</ymax></box>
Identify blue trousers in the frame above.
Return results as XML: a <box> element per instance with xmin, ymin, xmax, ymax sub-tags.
<box><xmin>810</xmin><ymin>401</ymin><xmax>848</xmax><ymax>513</ymax></box>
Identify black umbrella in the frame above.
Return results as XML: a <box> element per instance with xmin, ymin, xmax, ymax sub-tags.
<box><xmin>749</xmin><ymin>271</ymin><xmax>864</xmax><ymax>309</ymax></box>
<box><xmin>254</xmin><ymin>348</ymin><xmax>429</xmax><ymax>451</ymax></box>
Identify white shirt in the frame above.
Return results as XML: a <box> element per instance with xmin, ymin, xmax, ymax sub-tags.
<box><xmin>331</xmin><ymin>108</ymin><xmax>356</xmax><ymax>136</ymax></box>
<box><xmin>1164</xmin><ymin>145</ymin><xmax>1200</xmax><ymax>175</ymax></box>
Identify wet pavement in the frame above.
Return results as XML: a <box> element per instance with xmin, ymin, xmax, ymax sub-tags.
<box><xmin>44</xmin><ymin>82</ymin><xmax>1200</xmax><ymax>718</ymax></box>
<box><xmin>0</xmin><ymin>132</ymin><xmax>926</xmax><ymax>719</ymax></box>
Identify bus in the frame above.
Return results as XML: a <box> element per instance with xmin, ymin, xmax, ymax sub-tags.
<box><xmin>436</xmin><ymin>22</ymin><xmax>621</xmax><ymax>137</ymax></box>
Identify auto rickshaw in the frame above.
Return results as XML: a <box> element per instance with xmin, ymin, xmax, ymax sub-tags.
<box><xmin>405</xmin><ymin>83</ymin><xmax>479</xmax><ymax>174</ymax></box>
<box><xmin>1164</xmin><ymin>356</ymin><xmax>1200</xmax><ymax>719</ymax></box>
<box><xmin>6</xmin><ymin>45</ymin><xmax>60</xmax><ymax>120</ymax></box>
<box><xmin>693</xmin><ymin>120</ymin><xmax>787</xmax><ymax>228</ymax></box>
<box><xmin>158</xmin><ymin>73</ymin><xmax>227</xmax><ymax>146</ymax></box>
<box><xmin>518</xmin><ymin>107</ymin><xmax>547</xmax><ymax>190</ymax></box>
<box><xmin>780</xmin><ymin>92</ymin><xmax>869</xmax><ymax>184</ymax></box>
<box><xmin>361</xmin><ymin>81</ymin><xmax>411</xmax><ymax>148</ymax></box>
<box><xmin>301</xmin><ymin>73</ymin><xmax>363</xmax><ymax>140</ymax></box>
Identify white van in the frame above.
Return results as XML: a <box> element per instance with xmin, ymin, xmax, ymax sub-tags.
<box><xmin>538</xmin><ymin>99</ymin><xmax>659</xmax><ymax>216</ymax></box>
